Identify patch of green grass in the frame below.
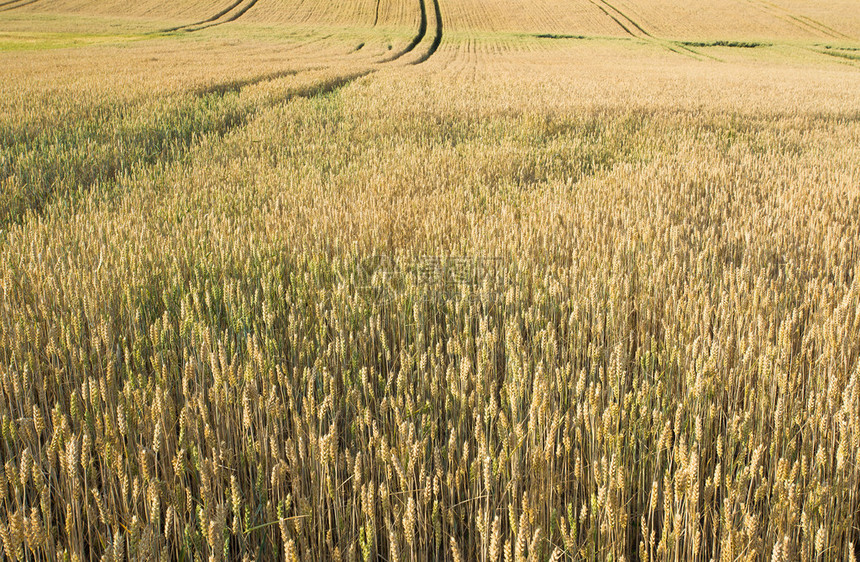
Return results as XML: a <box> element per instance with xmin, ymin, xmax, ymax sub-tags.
<box><xmin>679</xmin><ymin>40</ymin><xmax>770</xmax><ymax>48</ymax></box>
<box><xmin>818</xmin><ymin>48</ymin><xmax>860</xmax><ymax>61</ymax></box>
<box><xmin>533</xmin><ymin>33</ymin><xmax>586</xmax><ymax>40</ymax></box>
<box><xmin>0</xmin><ymin>12</ymin><xmax>159</xmax><ymax>34</ymax></box>
<box><xmin>0</xmin><ymin>31</ymin><xmax>143</xmax><ymax>51</ymax></box>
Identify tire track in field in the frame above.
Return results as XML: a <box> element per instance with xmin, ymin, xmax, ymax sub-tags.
<box><xmin>372</xmin><ymin>0</ymin><xmax>381</xmax><ymax>26</ymax></box>
<box><xmin>185</xmin><ymin>0</ymin><xmax>260</xmax><ymax>31</ymax></box>
<box><xmin>217</xmin><ymin>0</ymin><xmax>259</xmax><ymax>23</ymax></box>
<box><xmin>163</xmin><ymin>0</ymin><xmax>245</xmax><ymax>32</ymax></box>
<box><xmin>411</xmin><ymin>0</ymin><xmax>442</xmax><ymax>64</ymax></box>
<box><xmin>195</xmin><ymin>67</ymin><xmax>316</xmax><ymax>95</ymax></box>
<box><xmin>769</xmin><ymin>0</ymin><xmax>854</xmax><ymax>39</ymax></box>
<box><xmin>745</xmin><ymin>0</ymin><xmax>854</xmax><ymax>40</ymax></box>
<box><xmin>163</xmin><ymin>0</ymin><xmax>442</xmax><ymax>64</ymax></box>
<box><xmin>0</xmin><ymin>0</ymin><xmax>40</xmax><ymax>12</ymax></box>
<box><xmin>806</xmin><ymin>46</ymin><xmax>860</xmax><ymax>67</ymax></box>
<box><xmin>1</xmin><ymin>0</ymin><xmax>441</xmax><ymax>225</ymax></box>
<box><xmin>584</xmin><ymin>0</ymin><xmax>709</xmax><ymax>59</ymax></box>
<box><xmin>587</xmin><ymin>0</ymin><xmax>650</xmax><ymax>38</ymax></box>
<box><xmin>162</xmin><ymin>0</ymin><xmax>259</xmax><ymax>33</ymax></box>
<box><xmin>750</xmin><ymin>0</ymin><xmax>832</xmax><ymax>38</ymax></box>
<box><xmin>587</xmin><ymin>0</ymin><xmax>634</xmax><ymax>36</ymax></box>
<box><xmin>380</xmin><ymin>0</ymin><xmax>427</xmax><ymax>62</ymax></box>
<box><xmin>794</xmin><ymin>16</ymin><xmax>854</xmax><ymax>41</ymax></box>
<box><xmin>3</xmin><ymin>67</ymin><xmax>373</xmax><ymax>227</ymax></box>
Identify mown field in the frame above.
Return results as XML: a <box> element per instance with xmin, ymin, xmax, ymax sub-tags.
<box><xmin>1</xmin><ymin>0</ymin><xmax>859</xmax><ymax>560</ymax></box>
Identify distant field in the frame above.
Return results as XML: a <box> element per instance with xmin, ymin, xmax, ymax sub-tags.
<box><xmin>1</xmin><ymin>0</ymin><xmax>859</xmax><ymax>561</ymax></box>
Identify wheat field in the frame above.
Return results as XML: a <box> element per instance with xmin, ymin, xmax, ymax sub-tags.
<box><xmin>1</xmin><ymin>0</ymin><xmax>859</xmax><ymax>560</ymax></box>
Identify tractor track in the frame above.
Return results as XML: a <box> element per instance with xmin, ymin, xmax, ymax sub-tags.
<box><xmin>587</xmin><ymin>0</ymin><xmax>650</xmax><ymax>38</ymax></box>
<box><xmin>163</xmin><ymin>0</ymin><xmax>245</xmax><ymax>32</ymax></box>
<box><xmin>380</xmin><ymin>0</ymin><xmax>443</xmax><ymax>64</ymax></box>
<box><xmin>411</xmin><ymin>0</ymin><xmax>442</xmax><ymax>64</ymax></box>
<box><xmin>162</xmin><ymin>0</ymin><xmax>259</xmax><ymax>33</ymax></box>
<box><xmin>195</xmin><ymin>66</ymin><xmax>314</xmax><ymax>96</ymax></box>
<box><xmin>3</xmin><ymin>66</ymin><xmax>374</xmax><ymax>226</ymax></box>
<box><xmin>380</xmin><ymin>0</ymin><xmax>427</xmax><ymax>62</ymax></box>
<box><xmin>588</xmin><ymin>0</ymin><xmax>634</xmax><ymax>37</ymax></box>
<box><xmin>0</xmin><ymin>0</ymin><xmax>40</xmax><ymax>12</ymax></box>
<box><xmin>745</xmin><ymin>0</ymin><xmax>855</xmax><ymax>41</ymax></box>
<box><xmin>168</xmin><ymin>0</ymin><xmax>444</xmax><ymax>120</ymax></box>
<box><xmin>585</xmin><ymin>0</ymin><xmax>708</xmax><ymax>60</ymax></box>
<box><xmin>1</xmin><ymin>0</ymin><xmax>444</xmax><ymax>224</ymax></box>
<box><xmin>184</xmin><ymin>0</ymin><xmax>260</xmax><ymax>31</ymax></box>
<box><xmin>806</xmin><ymin>46</ymin><xmax>860</xmax><ymax>67</ymax></box>
<box><xmin>217</xmin><ymin>0</ymin><xmax>259</xmax><ymax>24</ymax></box>
<box><xmin>794</xmin><ymin>15</ymin><xmax>854</xmax><ymax>41</ymax></box>
<box><xmin>597</xmin><ymin>0</ymin><xmax>652</xmax><ymax>37</ymax></box>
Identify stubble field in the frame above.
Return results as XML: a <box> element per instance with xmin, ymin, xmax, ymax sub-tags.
<box><xmin>1</xmin><ymin>0</ymin><xmax>859</xmax><ymax>560</ymax></box>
